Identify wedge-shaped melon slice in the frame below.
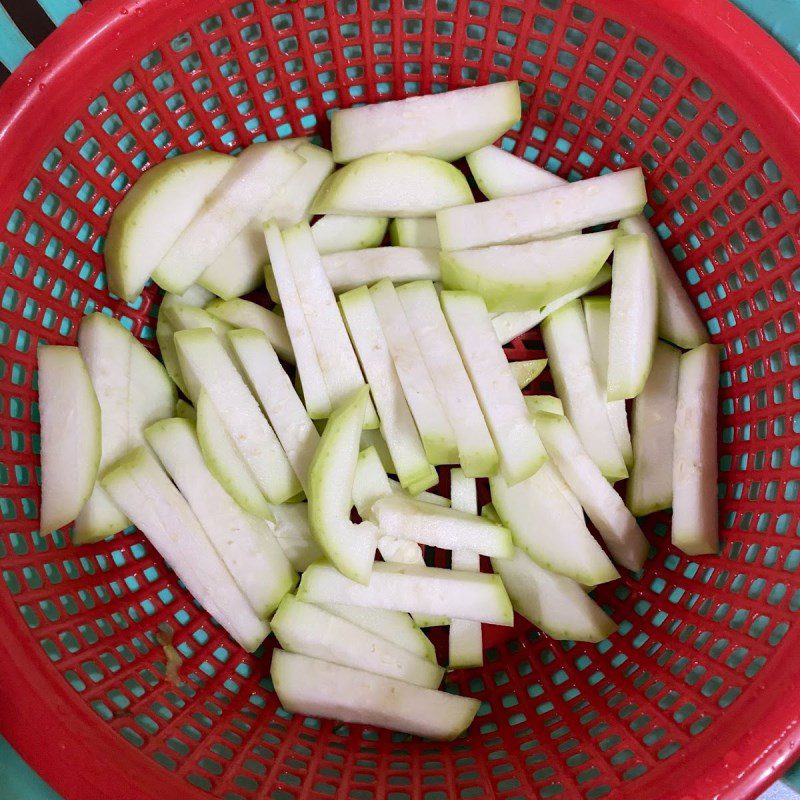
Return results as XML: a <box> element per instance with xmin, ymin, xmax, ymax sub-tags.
<box><xmin>441</xmin><ymin>231</ymin><xmax>615</xmax><ymax>312</ymax></box>
<box><xmin>389</xmin><ymin>218</ymin><xmax>440</xmax><ymax>248</ymax></box>
<box><xmin>370</xmin><ymin>279</ymin><xmax>457</xmax><ymax>464</ymax></box>
<box><xmin>340</xmin><ymin>286</ymin><xmax>438</xmax><ymax>495</ymax></box>
<box><xmin>620</xmin><ymin>215</ymin><xmax>709</xmax><ymax>350</ymax></box>
<box><xmin>269</xmin><ymin>502</ymin><xmax>322</xmax><ymax>572</ymax></box>
<box><xmin>175</xmin><ymin>328</ymin><xmax>300</xmax><ymax>504</ymax></box>
<box><xmin>229</xmin><ymin>329</ymin><xmax>319</xmax><ymax>492</ymax></box>
<box><xmin>627</xmin><ymin>342</ymin><xmax>681</xmax><ymax>516</ymax></box>
<box><xmin>206</xmin><ymin>298</ymin><xmax>293</xmax><ymax>363</ymax></box>
<box><xmin>490</xmin><ymin>466</ymin><xmax>618</xmax><ymax>586</ymax></box>
<box><xmin>145</xmin><ymin>418</ymin><xmax>296</xmax><ymax>617</ymax></box>
<box><xmin>265</xmin><ymin>222</ymin><xmax>332</xmax><ymax>419</ymax></box>
<box><xmin>38</xmin><ymin>346</ymin><xmax>101</xmax><ymax>535</ymax></box>
<box><xmin>298</xmin><ymin>560</ymin><xmax>513</xmax><ymax>625</ymax></box>
<box><xmin>441</xmin><ymin>291</ymin><xmax>546</xmax><ymax>485</ymax></box>
<box><xmin>153</xmin><ymin>143</ymin><xmax>304</xmax><ymax>294</ymax></box>
<box><xmin>492</xmin><ymin>265</ymin><xmax>612</xmax><ymax>345</ymax></box>
<box><xmin>466</xmin><ymin>145</ymin><xmax>565</xmax><ymax>199</ymax></box>
<box><xmin>673</xmin><ymin>344</ymin><xmax>720</xmax><ymax>556</ymax></box>
<box><xmin>195</xmin><ymin>390</ymin><xmax>273</xmax><ymax>520</ymax></box>
<box><xmin>535</xmin><ymin>413</ymin><xmax>649</xmax><ymax>572</ymax></box>
<box><xmin>102</xmin><ymin>447</ymin><xmax>268</xmax><ymax>650</ymax></box>
<box><xmin>360</xmin><ymin>427</ymin><xmax>396</xmax><ymax>474</ymax></box>
<box><xmin>271</xmin><ymin>650</ymin><xmax>477</xmax><ymax>739</ymax></box>
<box><xmin>105</xmin><ymin>151</ymin><xmax>234</xmax><ymax>301</ymax></box>
<box><xmin>311</xmin><ymin>215</ymin><xmax>389</xmax><ymax>253</ymax></box>
<box><xmin>322</xmin><ymin>247</ymin><xmax>440</xmax><ymax>294</ymax></box>
<box><xmin>608</xmin><ymin>234</ymin><xmax>658</xmax><ymax>401</ymax></box>
<box><xmin>332</xmin><ymin>81</ymin><xmax>520</xmax><ymax>162</ymax></box>
<box><xmin>524</xmin><ymin>395</ymin><xmax>563</xmax><ymax>416</ymax></box>
<box><xmin>308</xmin><ymin>387</ymin><xmax>378</xmax><ymax>584</ymax></box>
<box><xmin>583</xmin><ymin>297</ymin><xmax>633</xmax><ymax>469</ymax></box>
<box><xmin>370</xmin><ymin>494</ymin><xmax>513</xmax><ymax>558</ymax></box>
<box><xmin>492</xmin><ymin>547</ymin><xmax>617</xmax><ymax>642</ymax></box>
<box><xmin>509</xmin><ymin>359</ymin><xmax>547</xmax><ymax>390</ymax></box>
<box><xmin>272</xmin><ymin>595</ymin><xmax>443</xmax><ymax>688</ymax></box>
<box><xmin>319</xmin><ymin>603</ymin><xmax>436</xmax><ymax>662</ymax></box>
<box><xmin>199</xmin><ymin>142</ymin><xmax>334</xmax><ymax>299</ymax></box>
<box><xmin>396</xmin><ymin>281</ymin><xmax>498</xmax><ymax>478</ymax></box>
<box><xmin>74</xmin><ymin>314</ymin><xmax>176</xmax><ymax>543</ymax></box>
<box><xmin>541</xmin><ymin>300</ymin><xmax>628</xmax><ymax>481</ymax></box>
<box><xmin>283</xmin><ymin>222</ymin><xmax>378</xmax><ymax>426</ymax></box>
<box><xmin>437</xmin><ymin>168</ymin><xmax>647</xmax><ymax>250</ymax></box>
<box><xmin>313</xmin><ymin>153</ymin><xmax>473</xmax><ymax>218</ymax></box>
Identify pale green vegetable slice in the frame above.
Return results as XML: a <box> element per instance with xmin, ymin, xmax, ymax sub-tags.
<box><xmin>271</xmin><ymin>650</ymin><xmax>478</xmax><ymax>740</ymax></box>
<box><xmin>389</xmin><ymin>218</ymin><xmax>440</xmax><ymax>248</ymax></box>
<box><xmin>360</xmin><ymin>428</ymin><xmax>396</xmax><ymax>474</ymax></box>
<box><xmin>38</xmin><ymin>346</ymin><xmax>101</xmax><ymax>536</ymax></box>
<box><xmin>311</xmin><ymin>215</ymin><xmax>389</xmax><ymax>253</ymax></box>
<box><xmin>175</xmin><ymin>399</ymin><xmax>196</xmax><ymax>421</ymax></box>
<box><xmin>269</xmin><ymin>502</ymin><xmax>323</xmax><ymax>572</ymax></box>
<box><xmin>524</xmin><ymin>395</ymin><xmax>563</xmax><ymax>417</ymax></box>
<box><xmin>102</xmin><ymin>447</ymin><xmax>269</xmax><ymax>651</ymax></box>
<box><xmin>466</xmin><ymin>145</ymin><xmax>564</xmax><ymax>199</ymax></box>
<box><xmin>492</xmin><ymin>547</ymin><xmax>617</xmax><ymax>642</ymax></box>
<box><xmin>313</xmin><ymin>153</ymin><xmax>473</xmax><ymax>218</ymax></box>
<box><xmin>206</xmin><ymin>298</ymin><xmax>293</xmax><ymax>363</ymax></box>
<box><xmin>672</xmin><ymin>344</ymin><xmax>720</xmax><ymax>556</ymax></box>
<box><xmin>322</xmin><ymin>247</ymin><xmax>440</xmax><ymax>294</ymax></box>
<box><xmin>441</xmin><ymin>290</ymin><xmax>546</xmax><ymax>485</ymax></box>
<box><xmin>509</xmin><ymin>359</ymin><xmax>547</xmax><ymax>390</ymax></box>
<box><xmin>145</xmin><ymin>418</ymin><xmax>296</xmax><ymax>618</ymax></box>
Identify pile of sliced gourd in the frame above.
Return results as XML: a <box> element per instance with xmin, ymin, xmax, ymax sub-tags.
<box><xmin>37</xmin><ymin>80</ymin><xmax>719</xmax><ymax>741</ymax></box>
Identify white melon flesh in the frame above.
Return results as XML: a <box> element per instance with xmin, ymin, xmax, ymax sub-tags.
<box><xmin>607</xmin><ymin>234</ymin><xmax>658</xmax><ymax>401</ymax></box>
<box><xmin>620</xmin><ymin>215</ymin><xmax>709</xmax><ymax>349</ymax></box>
<box><xmin>370</xmin><ymin>494</ymin><xmax>513</xmax><ymax>558</ymax></box>
<box><xmin>508</xmin><ymin>359</ymin><xmax>547</xmax><ymax>390</ymax></box>
<box><xmin>583</xmin><ymin>297</ymin><xmax>634</xmax><ymax>469</ymax></box>
<box><xmin>271</xmin><ymin>595</ymin><xmax>443</xmax><ymax>689</ymax></box>
<box><xmin>441</xmin><ymin>291</ymin><xmax>546</xmax><ymax>485</ymax></box>
<box><xmin>370</xmin><ymin>279</ymin><xmax>457</xmax><ymax>464</ymax></box>
<box><xmin>38</xmin><ymin>346</ymin><xmax>101</xmax><ymax>536</ymax></box>
<box><xmin>206</xmin><ymin>298</ymin><xmax>294</xmax><ymax>363</ymax></box>
<box><xmin>154</xmin><ymin>143</ymin><xmax>304</xmax><ymax>294</ymax></box>
<box><xmin>672</xmin><ymin>344</ymin><xmax>720</xmax><ymax>555</ymax></box>
<box><xmin>311</xmin><ymin>215</ymin><xmax>389</xmax><ymax>253</ymax></box>
<box><xmin>524</xmin><ymin>395</ymin><xmax>564</xmax><ymax>417</ymax></box>
<box><xmin>298</xmin><ymin>560</ymin><xmax>513</xmax><ymax>625</ymax></box>
<box><xmin>340</xmin><ymin>286</ymin><xmax>438</xmax><ymax>495</ymax></box>
<box><xmin>271</xmin><ymin>650</ymin><xmax>478</xmax><ymax>740</ymax></box>
<box><xmin>389</xmin><ymin>218</ymin><xmax>441</xmax><ymax>248</ymax></box>
<box><xmin>466</xmin><ymin>145</ymin><xmax>565</xmax><ymax>199</ymax></box>
<box><xmin>541</xmin><ymin>300</ymin><xmax>628</xmax><ymax>482</ymax></box>
<box><xmin>175</xmin><ymin>328</ymin><xmax>300</xmax><ymax>504</ymax></box>
<box><xmin>627</xmin><ymin>341</ymin><xmax>681</xmax><ymax>516</ymax></box>
<box><xmin>312</xmin><ymin>153</ymin><xmax>473</xmax><ymax>218</ymax></box>
<box><xmin>102</xmin><ymin>447</ymin><xmax>268</xmax><ymax>651</ymax></box>
<box><xmin>145</xmin><ymin>418</ymin><xmax>296</xmax><ymax>617</ymax></box>
<box><xmin>396</xmin><ymin>281</ymin><xmax>498</xmax><ymax>478</ymax></box>
<box><xmin>437</xmin><ymin>168</ymin><xmax>647</xmax><ymax>250</ymax></box>
<box><xmin>535</xmin><ymin>412</ymin><xmax>649</xmax><ymax>572</ymax></box>
<box><xmin>229</xmin><ymin>328</ymin><xmax>319</xmax><ymax>492</ymax></box>
<box><xmin>360</xmin><ymin>427</ymin><xmax>396</xmax><ymax>474</ymax></box>
<box><xmin>441</xmin><ymin>231</ymin><xmax>616</xmax><ymax>312</ymax></box>
<box><xmin>322</xmin><ymin>247</ymin><xmax>440</xmax><ymax>294</ymax></box>
<box><xmin>105</xmin><ymin>151</ymin><xmax>234</xmax><ymax>301</ymax></box>
<box><xmin>489</xmin><ymin>466</ymin><xmax>618</xmax><ymax>586</ymax></box>
<box><xmin>269</xmin><ymin>502</ymin><xmax>323</xmax><ymax>572</ymax></box>
<box><xmin>492</xmin><ymin>547</ymin><xmax>617</xmax><ymax>642</ymax></box>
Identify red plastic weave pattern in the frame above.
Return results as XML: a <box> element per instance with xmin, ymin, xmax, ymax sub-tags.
<box><xmin>0</xmin><ymin>1</ymin><xmax>799</xmax><ymax>799</ymax></box>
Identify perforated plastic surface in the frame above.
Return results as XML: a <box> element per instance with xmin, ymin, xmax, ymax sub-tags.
<box><xmin>0</xmin><ymin>1</ymin><xmax>799</xmax><ymax>799</ymax></box>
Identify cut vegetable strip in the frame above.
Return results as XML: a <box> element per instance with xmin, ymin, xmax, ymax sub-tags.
<box><xmin>607</xmin><ymin>233</ymin><xmax>658</xmax><ymax>401</ymax></box>
<box><xmin>541</xmin><ymin>300</ymin><xmax>628</xmax><ymax>481</ymax></box>
<box><xmin>389</xmin><ymin>218</ymin><xmax>440</xmax><ymax>248</ymax></box>
<box><xmin>271</xmin><ymin>595</ymin><xmax>444</xmax><ymax>689</ymax></box>
<box><xmin>332</xmin><ymin>81</ymin><xmax>520</xmax><ymax>163</ymax></box>
<box><xmin>437</xmin><ymin>168</ymin><xmax>647</xmax><ymax>250</ymax></box>
<box><xmin>103</xmin><ymin>447</ymin><xmax>269</xmax><ymax>651</ymax></box>
<box><xmin>270</xmin><ymin>502</ymin><xmax>323</xmax><ymax>572</ymax></box>
<box><xmin>492</xmin><ymin>547</ymin><xmax>617</xmax><ymax>642</ymax></box>
<box><xmin>620</xmin><ymin>215</ymin><xmax>709</xmax><ymax>349</ymax></box>
<box><xmin>627</xmin><ymin>341</ymin><xmax>681</xmax><ymax>516</ymax></box>
<box><xmin>510</xmin><ymin>359</ymin><xmax>547</xmax><ymax>390</ymax></box>
<box><xmin>672</xmin><ymin>344</ymin><xmax>720</xmax><ymax>555</ymax></box>
<box><xmin>535</xmin><ymin>413</ymin><xmax>649</xmax><ymax>572</ymax></box>
<box><xmin>524</xmin><ymin>395</ymin><xmax>564</xmax><ymax>417</ymax></box>
<box><xmin>206</xmin><ymin>298</ymin><xmax>294</xmax><ymax>363</ymax></box>
<box><xmin>311</xmin><ymin>215</ymin><xmax>389</xmax><ymax>253</ymax></box>
<box><xmin>298</xmin><ymin>561</ymin><xmax>513</xmax><ymax>626</ymax></box>
<box><xmin>441</xmin><ymin>291</ymin><xmax>546</xmax><ymax>485</ymax></box>
<box><xmin>340</xmin><ymin>286</ymin><xmax>438</xmax><ymax>495</ymax></box>
<box><xmin>271</xmin><ymin>651</ymin><xmax>478</xmax><ymax>740</ymax></box>
<box><xmin>370</xmin><ymin>279</ymin><xmax>458</xmax><ymax>464</ymax></box>
<box><xmin>175</xmin><ymin>400</ymin><xmax>196</xmax><ymax>421</ymax></box>
<box><xmin>322</xmin><ymin>247</ymin><xmax>440</xmax><ymax>293</ymax></box>
<box><xmin>466</xmin><ymin>145</ymin><xmax>565</xmax><ymax>199</ymax></box>
<box><xmin>145</xmin><ymin>418</ymin><xmax>296</xmax><ymax>618</ymax></box>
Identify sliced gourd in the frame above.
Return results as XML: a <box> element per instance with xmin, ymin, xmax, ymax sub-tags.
<box><xmin>311</xmin><ymin>214</ymin><xmax>389</xmax><ymax>253</ymax></box>
<box><xmin>389</xmin><ymin>218</ymin><xmax>440</xmax><ymax>248</ymax></box>
<box><xmin>466</xmin><ymin>145</ymin><xmax>564</xmax><ymax>199</ymax></box>
<box><xmin>322</xmin><ymin>247</ymin><xmax>440</xmax><ymax>293</ymax></box>
<box><xmin>206</xmin><ymin>298</ymin><xmax>294</xmax><ymax>363</ymax></box>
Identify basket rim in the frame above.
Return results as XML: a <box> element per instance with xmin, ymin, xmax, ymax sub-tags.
<box><xmin>0</xmin><ymin>1</ymin><xmax>799</xmax><ymax>799</ymax></box>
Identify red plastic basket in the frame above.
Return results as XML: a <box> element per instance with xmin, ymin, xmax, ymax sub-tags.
<box><xmin>1</xmin><ymin>1</ymin><xmax>799</xmax><ymax>798</ymax></box>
